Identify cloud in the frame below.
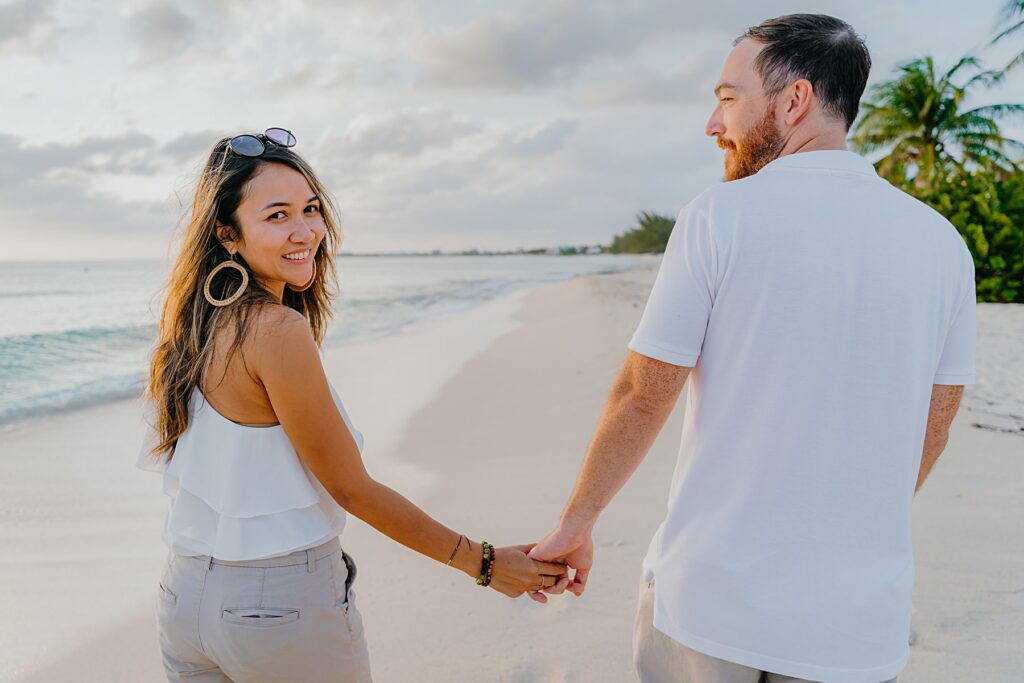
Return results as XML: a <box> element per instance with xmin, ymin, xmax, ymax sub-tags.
<box><xmin>331</xmin><ymin>107</ymin><xmax>480</xmax><ymax>160</ymax></box>
<box><xmin>124</xmin><ymin>1</ymin><xmax>199</xmax><ymax>65</ymax></box>
<box><xmin>300</xmin><ymin>0</ymin><xmax>411</xmax><ymax>10</ymax></box>
<box><xmin>415</xmin><ymin>0</ymin><xmax>846</xmax><ymax>91</ymax></box>
<box><xmin>0</xmin><ymin>133</ymin><xmax>159</xmax><ymax>183</ymax></box>
<box><xmin>0</xmin><ymin>133</ymin><xmax>175</xmax><ymax>259</ymax></box>
<box><xmin>160</xmin><ymin>129</ymin><xmax>228</xmax><ymax>163</ymax></box>
<box><xmin>0</xmin><ymin>0</ymin><xmax>59</xmax><ymax>55</ymax></box>
<box><xmin>310</xmin><ymin>115</ymin><xmax>579</xmax><ymax>220</ymax></box>
<box><xmin>416</xmin><ymin>1</ymin><xmax>655</xmax><ymax>89</ymax></box>
<box><xmin>571</xmin><ymin>57</ymin><xmax>719</xmax><ymax>109</ymax></box>
<box><xmin>267</xmin><ymin>56</ymin><xmax>358</xmax><ymax>92</ymax></box>
<box><xmin>324</xmin><ymin>109</ymin><xmax>717</xmax><ymax>253</ymax></box>
<box><xmin>503</xmin><ymin>119</ymin><xmax>579</xmax><ymax>157</ymax></box>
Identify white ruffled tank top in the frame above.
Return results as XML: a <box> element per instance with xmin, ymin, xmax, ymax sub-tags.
<box><xmin>137</xmin><ymin>382</ymin><xmax>359</xmax><ymax>561</ymax></box>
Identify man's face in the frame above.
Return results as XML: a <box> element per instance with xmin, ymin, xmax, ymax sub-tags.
<box><xmin>706</xmin><ymin>39</ymin><xmax>786</xmax><ymax>180</ymax></box>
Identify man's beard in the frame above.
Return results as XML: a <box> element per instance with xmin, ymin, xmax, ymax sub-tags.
<box><xmin>719</xmin><ymin>105</ymin><xmax>785</xmax><ymax>181</ymax></box>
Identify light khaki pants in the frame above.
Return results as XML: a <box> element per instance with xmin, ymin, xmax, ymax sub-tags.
<box><xmin>156</xmin><ymin>537</ymin><xmax>371</xmax><ymax>682</ymax></box>
<box><xmin>633</xmin><ymin>581</ymin><xmax>897</xmax><ymax>683</ymax></box>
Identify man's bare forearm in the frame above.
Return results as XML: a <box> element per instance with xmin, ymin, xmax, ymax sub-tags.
<box><xmin>560</xmin><ymin>352</ymin><xmax>689</xmax><ymax>532</ymax></box>
<box><xmin>915</xmin><ymin>384</ymin><xmax>964</xmax><ymax>493</ymax></box>
<box><xmin>916</xmin><ymin>436</ymin><xmax>949</xmax><ymax>493</ymax></box>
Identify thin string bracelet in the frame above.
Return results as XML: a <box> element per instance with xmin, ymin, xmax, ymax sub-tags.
<box><xmin>446</xmin><ymin>534</ymin><xmax>465</xmax><ymax>566</ymax></box>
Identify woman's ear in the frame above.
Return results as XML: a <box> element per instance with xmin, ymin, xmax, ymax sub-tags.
<box><xmin>214</xmin><ymin>222</ymin><xmax>236</xmax><ymax>255</ymax></box>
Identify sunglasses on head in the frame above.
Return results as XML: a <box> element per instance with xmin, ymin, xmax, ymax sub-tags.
<box><xmin>227</xmin><ymin>127</ymin><xmax>297</xmax><ymax>157</ymax></box>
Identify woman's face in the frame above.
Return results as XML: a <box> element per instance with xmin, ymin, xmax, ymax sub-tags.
<box><xmin>219</xmin><ymin>162</ymin><xmax>325</xmax><ymax>301</ymax></box>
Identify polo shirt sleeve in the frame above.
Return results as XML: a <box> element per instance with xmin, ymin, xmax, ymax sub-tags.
<box><xmin>628</xmin><ymin>205</ymin><xmax>717</xmax><ymax>367</ymax></box>
<box><xmin>933</xmin><ymin>252</ymin><xmax>976</xmax><ymax>385</ymax></box>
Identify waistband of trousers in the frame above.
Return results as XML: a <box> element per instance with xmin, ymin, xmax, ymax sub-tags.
<box><xmin>185</xmin><ymin>536</ymin><xmax>342</xmax><ymax>570</ymax></box>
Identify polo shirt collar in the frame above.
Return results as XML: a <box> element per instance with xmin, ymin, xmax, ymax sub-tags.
<box><xmin>760</xmin><ymin>149</ymin><xmax>878</xmax><ymax>177</ymax></box>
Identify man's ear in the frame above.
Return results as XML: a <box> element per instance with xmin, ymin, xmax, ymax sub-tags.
<box><xmin>782</xmin><ymin>79</ymin><xmax>814</xmax><ymax>127</ymax></box>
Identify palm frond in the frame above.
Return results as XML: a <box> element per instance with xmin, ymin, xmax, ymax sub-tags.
<box><xmin>991</xmin><ymin>19</ymin><xmax>1024</xmax><ymax>43</ymax></box>
<box><xmin>1001</xmin><ymin>49</ymin><xmax>1024</xmax><ymax>73</ymax></box>
<box><xmin>964</xmin><ymin>68</ymin><xmax>1005</xmax><ymax>89</ymax></box>
<box><xmin>963</xmin><ymin>103</ymin><xmax>1024</xmax><ymax>115</ymax></box>
<box><xmin>992</xmin><ymin>0</ymin><xmax>1024</xmax><ymax>44</ymax></box>
<box><xmin>944</xmin><ymin>55</ymin><xmax>981</xmax><ymax>81</ymax></box>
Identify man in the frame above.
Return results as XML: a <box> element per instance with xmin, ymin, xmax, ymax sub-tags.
<box><xmin>531</xmin><ymin>14</ymin><xmax>976</xmax><ymax>683</ymax></box>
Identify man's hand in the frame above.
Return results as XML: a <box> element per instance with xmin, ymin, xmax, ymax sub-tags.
<box><xmin>528</xmin><ymin>526</ymin><xmax>594</xmax><ymax>601</ymax></box>
<box><xmin>486</xmin><ymin>544</ymin><xmax>567</xmax><ymax>601</ymax></box>
<box><xmin>525</xmin><ymin>352</ymin><xmax>687</xmax><ymax>604</ymax></box>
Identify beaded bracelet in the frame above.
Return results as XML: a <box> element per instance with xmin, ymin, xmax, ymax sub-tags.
<box><xmin>484</xmin><ymin>542</ymin><xmax>495</xmax><ymax>587</ymax></box>
<box><xmin>475</xmin><ymin>541</ymin><xmax>491</xmax><ymax>585</ymax></box>
<box><xmin>476</xmin><ymin>541</ymin><xmax>493</xmax><ymax>586</ymax></box>
<box><xmin>483</xmin><ymin>549</ymin><xmax>495</xmax><ymax>587</ymax></box>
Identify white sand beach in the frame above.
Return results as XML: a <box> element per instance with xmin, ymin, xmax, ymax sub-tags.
<box><xmin>1</xmin><ymin>266</ymin><xmax>1021</xmax><ymax>682</ymax></box>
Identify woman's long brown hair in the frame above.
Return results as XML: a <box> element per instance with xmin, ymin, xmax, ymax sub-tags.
<box><xmin>144</xmin><ymin>137</ymin><xmax>341</xmax><ymax>463</ymax></box>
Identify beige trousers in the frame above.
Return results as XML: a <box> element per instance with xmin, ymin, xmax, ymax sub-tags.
<box><xmin>633</xmin><ymin>581</ymin><xmax>897</xmax><ymax>683</ymax></box>
<box><xmin>156</xmin><ymin>537</ymin><xmax>371</xmax><ymax>682</ymax></box>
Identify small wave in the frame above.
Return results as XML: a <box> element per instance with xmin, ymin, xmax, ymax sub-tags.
<box><xmin>0</xmin><ymin>322</ymin><xmax>156</xmax><ymax>347</ymax></box>
<box><xmin>0</xmin><ymin>288</ymin><xmax>87</xmax><ymax>299</ymax></box>
<box><xmin>0</xmin><ymin>374</ymin><xmax>147</xmax><ymax>426</ymax></box>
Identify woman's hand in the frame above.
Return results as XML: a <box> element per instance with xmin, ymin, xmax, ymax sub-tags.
<box><xmin>487</xmin><ymin>544</ymin><xmax>567</xmax><ymax>599</ymax></box>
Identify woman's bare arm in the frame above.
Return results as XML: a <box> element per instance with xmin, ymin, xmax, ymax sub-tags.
<box><xmin>249</xmin><ymin>306</ymin><xmax>564</xmax><ymax>596</ymax></box>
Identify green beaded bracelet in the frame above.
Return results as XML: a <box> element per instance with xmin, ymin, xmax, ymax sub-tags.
<box><xmin>476</xmin><ymin>541</ymin><xmax>493</xmax><ymax>586</ymax></box>
<box><xmin>483</xmin><ymin>550</ymin><xmax>495</xmax><ymax>587</ymax></box>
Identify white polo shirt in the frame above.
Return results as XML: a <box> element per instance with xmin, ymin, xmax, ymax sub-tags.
<box><xmin>629</xmin><ymin>150</ymin><xmax>976</xmax><ymax>683</ymax></box>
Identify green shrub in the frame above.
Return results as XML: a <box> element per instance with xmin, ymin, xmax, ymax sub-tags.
<box><xmin>609</xmin><ymin>211</ymin><xmax>675</xmax><ymax>254</ymax></box>
<box><xmin>908</xmin><ymin>167</ymin><xmax>1024</xmax><ymax>302</ymax></box>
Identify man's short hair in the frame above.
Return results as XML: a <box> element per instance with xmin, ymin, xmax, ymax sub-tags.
<box><xmin>736</xmin><ymin>14</ymin><xmax>871</xmax><ymax>129</ymax></box>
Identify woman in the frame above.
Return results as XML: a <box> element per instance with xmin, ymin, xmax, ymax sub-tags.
<box><xmin>138</xmin><ymin>128</ymin><xmax>567</xmax><ymax>682</ymax></box>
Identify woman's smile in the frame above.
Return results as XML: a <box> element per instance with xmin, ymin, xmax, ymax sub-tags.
<box><xmin>282</xmin><ymin>249</ymin><xmax>312</xmax><ymax>264</ymax></box>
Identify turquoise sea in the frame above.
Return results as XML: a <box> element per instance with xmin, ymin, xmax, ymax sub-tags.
<box><xmin>0</xmin><ymin>255</ymin><xmax>648</xmax><ymax>426</ymax></box>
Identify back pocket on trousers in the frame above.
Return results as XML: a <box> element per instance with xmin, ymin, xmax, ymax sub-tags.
<box><xmin>158</xmin><ymin>582</ymin><xmax>178</xmax><ymax>606</ymax></box>
<box><xmin>222</xmin><ymin>608</ymin><xmax>300</xmax><ymax>627</ymax></box>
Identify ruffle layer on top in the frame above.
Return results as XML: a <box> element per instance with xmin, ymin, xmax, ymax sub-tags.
<box><xmin>137</xmin><ymin>383</ymin><xmax>361</xmax><ymax>561</ymax></box>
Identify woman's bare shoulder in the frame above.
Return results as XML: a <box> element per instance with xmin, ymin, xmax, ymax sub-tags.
<box><xmin>245</xmin><ymin>305</ymin><xmax>318</xmax><ymax>366</ymax></box>
<box><xmin>249</xmin><ymin>303</ymin><xmax>309</xmax><ymax>328</ymax></box>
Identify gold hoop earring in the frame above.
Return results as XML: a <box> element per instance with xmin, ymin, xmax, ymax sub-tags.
<box><xmin>286</xmin><ymin>258</ymin><xmax>316</xmax><ymax>293</ymax></box>
<box><xmin>204</xmin><ymin>254</ymin><xmax>249</xmax><ymax>307</ymax></box>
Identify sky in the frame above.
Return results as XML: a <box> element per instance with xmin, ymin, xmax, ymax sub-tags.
<box><xmin>1</xmin><ymin>0</ymin><xmax>1021</xmax><ymax>260</ymax></box>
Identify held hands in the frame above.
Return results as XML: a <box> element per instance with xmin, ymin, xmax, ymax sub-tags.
<box><xmin>527</xmin><ymin>525</ymin><xmax>593</xmax><ymax>602</ymax></box>
<box><xmin>450</xmin><ymin>538</ymin><xmax>567</xmax><ymax>600</ymax></box>
<box><xmin>488</xmin><ymin>545</ymin><xmax>568</xmax><ymax>600</ymax></box>
<box><xmin>450</xmin><ymin>533</ymin><xmax>591</xmax><ymax>603</ymax></box>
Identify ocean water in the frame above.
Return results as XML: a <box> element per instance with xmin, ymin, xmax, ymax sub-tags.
<box><xmin>0</xmin><ymin>255</ymin><xmax>648</xmax><ymax>426</ymax></box>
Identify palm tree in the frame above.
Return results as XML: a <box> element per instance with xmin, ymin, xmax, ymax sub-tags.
<box><xmin>851</xmin><ymin>56</ymin><xmax>1024</xmax><ymax>190</ymax></box>
<box><xmin>992</xmin><ymin>1</ymin><xmax>1024</xmax><ymax>72</ymax></box>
